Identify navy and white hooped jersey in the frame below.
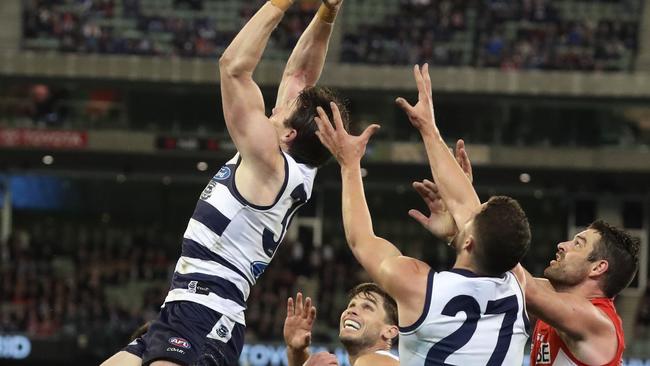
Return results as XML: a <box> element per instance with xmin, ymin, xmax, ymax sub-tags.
<box><xmin>163</xmin><ymin>152</ymin><xmax>317</xmax><ymax>325</ymax></box>
<box><xmin>399</xmin><ymin>268</ymin><xmax>530</xmax><ymax>366</ymax></box>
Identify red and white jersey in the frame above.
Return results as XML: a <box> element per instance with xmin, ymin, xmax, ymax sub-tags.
<box><xmin>530</xmin><ymin>298</ymin><xmax>625</xmax><ymax>366</ymax></box>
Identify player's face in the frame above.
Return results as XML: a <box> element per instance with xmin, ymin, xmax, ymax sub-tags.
<box><xmin>339</xmin><ymin>292</ymin><xmax>389</xmax><ymax>349</ymax></box>
<box><xmin>544</xmin><ymin>228</ymin><xmax>602</xmax><ymax>287</ymax></box>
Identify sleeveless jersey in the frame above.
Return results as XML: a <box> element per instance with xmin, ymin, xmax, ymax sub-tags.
<box><xmin>530</xmin><ymin>298</ymin><xmax>625</xmax><ymax>366</ymax></box>
<box><xmin>399</xmin><ymin>268</ymin><xmax>530</xmax><ymax>366</ymax></box>
<box><xmin>163</xmin><ymin>152</ymin><xmax>317</xmax><ymax>325</ymax></box>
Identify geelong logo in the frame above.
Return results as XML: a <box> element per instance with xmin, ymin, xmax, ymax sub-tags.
<box><xmin>168</xmin><ymin>337</ymin><xmax>191</xmax><ymax>349</ymax></box>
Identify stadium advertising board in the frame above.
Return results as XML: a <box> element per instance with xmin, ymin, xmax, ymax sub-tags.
<box><xmin>0</xmin><ymin>129</ymin><xmax>88</xmax><ymax>149</ymax></box>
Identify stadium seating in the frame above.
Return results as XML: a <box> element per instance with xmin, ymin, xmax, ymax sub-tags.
<box><xmin>21</xmin><ymin>0</ymin><xmax>643</xmax><ymax>71</ymax></box>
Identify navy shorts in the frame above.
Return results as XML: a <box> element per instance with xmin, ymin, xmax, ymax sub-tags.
<box><xmin>124</xmin><ymin>301</ymin><xmax>244</xmax><ymax>366</ymax></box>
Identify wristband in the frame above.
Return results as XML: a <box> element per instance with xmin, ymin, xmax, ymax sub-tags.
<box><xmin>317</xmin><ymin>4</ymin><xmax>338</xmax><ymax>23</ymax></box>
<box><xmin>270</xmin><ymin>0</ymin><xmax>292</xmax><ymax>11</ymax></box>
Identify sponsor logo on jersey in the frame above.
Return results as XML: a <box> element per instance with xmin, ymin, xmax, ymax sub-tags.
<box><xmin>168</xmin><ymin>337</ymin><xmax>191</xmax><ymax>349</ymax></box>
<box><xmin>217</xmin><ymin>325</ymin><xmax>229</xmax><ymax>338</ymax></box>
<box><xmin>536</xmin><ymin>342</ymin><xmax>551</xmax><ymax>364</ymax></box>
<box><xmin>215</xmin><ymin>166</ymin><xmax>231</xmax><ymax>180</ymax></box>
<box><xmin>187</xmin><ymin>280</ymin><xmax>210</xmax><ymax>295</ymax></box>
<box><xmin>166</xmin><ymin>347</ymin><xmax>185</xmax><ymax>355</ymax></box>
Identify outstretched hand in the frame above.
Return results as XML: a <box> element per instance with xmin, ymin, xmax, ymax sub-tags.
<box><xmin>395</xmin><ymin>64</ymin><xmax>437</xmax><ymax>136</ymax></box>
<box><xmin>409</xmin><ymin>139</ymin><xmax>473</xmax><ymax>239</ymax></box>
<box><xmin>314</xmin><ymin>102</ymin><xmax>380</xmax><ymax>167</ymax></box>
<box><xmin>284</xmin><ymin>292</ymin><xmax>317</xmax><ymax>351</ymax></box>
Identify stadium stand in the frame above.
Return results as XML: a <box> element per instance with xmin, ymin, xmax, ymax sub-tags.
<box><xmin>21</xmin><ymin>0</ymin><xmax>644</xmax><ymax>71</ymax></box>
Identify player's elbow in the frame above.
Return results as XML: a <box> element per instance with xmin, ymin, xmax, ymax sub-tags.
<box><xmin>219</xmin><ymin>55</ymin><xmax>249</xmax><ymax>79</ymax></box>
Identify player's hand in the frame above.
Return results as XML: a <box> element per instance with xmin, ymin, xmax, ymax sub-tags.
<box><xmin>304</xmin><ymin>352</ymin><xmax>339</xmax><ymax>366</ymax></box>
<box><xmin>322</xmin><ymin>0</ymin><xmax>343</xmax><ymax>10</ymax></box>
<box><xmin>396</xmin><ymin>64</ymin><xmax>437</xmax><ymax>136</ymax></box>
<box><xmin>283</xmin><ymin>292</ymin><xmax>317</xmax><ymax>351</ymax></box>
<box><xmin>409</xmin><ymin>140</ymin><xmax>473</xmax><ymax>240</ymax></box>
<box><xmin>409</xmin><ymin>179</ymin><xmax>456</xmax><ymax>240</ymax></box>
<box><xmin>314</xmin><ymin>102</ymin><xmax>380</xmax><ymax>167</ymax></box>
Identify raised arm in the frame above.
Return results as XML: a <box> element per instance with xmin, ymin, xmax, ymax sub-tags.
<box><xmin>219</xmin><ymin>0</ymin><xmax>293</xmax><ymax>172</ymax></box>
<box><xmin>284</xmin><ymin>293</ymin><xmax>316</xmax><ymax>366</ymax></box>
<box><xmin>312</xmin><ymin>104</ymin><xmax>399</xmax><ymax>284</ymax></box>
<box><xmin>396</xmin><ymin>64</ymin><xmax>481</xmax><ymax>228</ymax></box>
<box><xmin>275</xmin><ymin>0</ymin><xmax>342</xmax><ymax>107</ymax></box>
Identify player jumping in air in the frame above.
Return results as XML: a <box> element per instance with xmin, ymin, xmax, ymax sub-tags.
<box><xmin>101</xmin><ymin>0</ymin><xmax>349</xmax><ymax>365</ymax></box>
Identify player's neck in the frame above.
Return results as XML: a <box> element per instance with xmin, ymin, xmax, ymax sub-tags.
<box><xmin>551</xmin><ymin>280</ymin><xmax>607</xmax><ymax>299</ymax></box>
<box><xmin>346</xmin><ymin>343</ymin><xmax>389</xmax><ymax>365</ymax></box>
<box><xmin>452</xmin><ymin>256</ymin><xmax>482</xmax><ymax>276</ymax></box>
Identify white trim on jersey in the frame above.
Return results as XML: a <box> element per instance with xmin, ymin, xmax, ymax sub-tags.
<box><xmin>164</xmin><ymin>289</ymin><xmax>246</xmax><ymax>324</ymax></box>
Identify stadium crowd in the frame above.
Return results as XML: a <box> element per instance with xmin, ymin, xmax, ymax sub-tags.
<box><xmin>0</xmin><ymin>223</ymin><xmax>371</xmax><ymax>344</ymax></box>
<box><xmin>22</xmin><ymin>0</ymin><xmax>643</xmax><ymax>71</ymax></box>
<box><xmin>342</xmin><ymin>0</ymin><xmax>641</xmax><ymax>70</ymax></box>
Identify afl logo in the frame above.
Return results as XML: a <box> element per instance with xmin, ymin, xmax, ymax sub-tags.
<box><xmin>215</xmin><ymin>166</ymin><xmax>231</xmax><ymax>180</ymax></box>
<box><xmin>168</xmin><ymin>337</ymin><xmax>191</xmax><ymax>349</ymax></box>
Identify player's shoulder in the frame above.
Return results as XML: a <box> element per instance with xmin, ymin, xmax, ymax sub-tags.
<box><xmin>354</xmin><ymin>351</ymin><xmax>399</xmax><ymax>366</ymax></box>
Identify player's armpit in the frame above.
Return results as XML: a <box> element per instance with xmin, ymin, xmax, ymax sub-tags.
<box><xmin>378</xmin><ymin>256</ymin><xmax>430</xmax><ymax>325</ymax></box>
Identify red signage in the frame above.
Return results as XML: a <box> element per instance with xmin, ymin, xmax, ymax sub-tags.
<box><xmin>0</xmin><ymin>129</ymin><xmax>88</xmax><ymax>149</ymax></box>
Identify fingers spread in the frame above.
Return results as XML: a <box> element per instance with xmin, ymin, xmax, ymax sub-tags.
<box><xmin>395</xmin><ymin>97</ymin><xmax>414</xmax><ymax>115</ymax></box>
<box><xmin>408</xmin><ymin>209</ymin><xmax>428</xmax><ymax>227</ymax></box>
<box><xmin>296</xmin><ymin>292</ymin><xmax>303</xmax><ymax>316</ymax></box>
<box><xmin>360</xmin><ymin>124</ymin><xmax>380</xmax><ymax>143</ymax></box>
<box><xmin>303</xmin><ymin>297</ymin><xmax>312</xmax><ymax>319</ymax></box>
<box><xmin>287</xmin><ymin>297</ymin><xmax>294</xmax><ymax>316</ymax></box>
<box><xmin>422</xmin><ymin>63</ymin><xmax>432</xmax><ymax>95</ymax></box>
<box><xmin>329</xmin><ymin>102</ymin><xmax>345</xmax><ymax>133</ymax></box>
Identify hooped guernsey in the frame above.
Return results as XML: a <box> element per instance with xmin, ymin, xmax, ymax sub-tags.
<box><xmin>163</xmin><ymin>152</ymin><xmax>317</xmax><ymax>325</ymax></box>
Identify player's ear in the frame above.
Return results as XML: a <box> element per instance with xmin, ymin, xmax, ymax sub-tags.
<box><xmin>280</xmin><ymin>127</ymin><xmax>297</xmax><ymax>144</ymax></box>
<box><xmin>382</xmin><ymin>324</ymin><xmax>399</xmax><ymax>342</ymax></box>
<box><xmin>463</xmin><ymin>234</ymin><xmax>475</xmax><ymax>252</ymax></box>
<box><xmin>589</xmin><ymin>259</ymin><xmax>608</xmax><ymax>278</ymax></box>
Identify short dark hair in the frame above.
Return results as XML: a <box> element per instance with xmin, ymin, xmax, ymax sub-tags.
<box><xmin>472</xmin><ymin>196</ymin><xmax>531</xmax><ymax>276</ymax></box>
<box><xmin>348</xmin><ymin>283</ymin><xmax>397</xmax><ymax>326</ymax></box>
<box><xmin>587</xmin><ymin>220</ymin><xmax>640</xmax><ymax>298</ymax></box>
<box><xmin>285</xmin><ymin>86</ymin><xmax>350</xmax><ymax>168</ymax></box>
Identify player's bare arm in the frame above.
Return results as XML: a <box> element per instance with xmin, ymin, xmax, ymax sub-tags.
<box><xmin>219</xmin><ymin>0</ymin><xmax>293</xmax><ymax>178</ymax></box>
<box><xmin>313</xmin><ymin>103</ymin><xmax>387</xmax><ymax>278</ymax></box>
<box><xmin>521</xmin><ymin>267</ymin><xmax>618</xmax><ymax>364</ymax></box>
<box><xmin>276</xmin><ymin>0</ymin><xmax>343</xmax><ymax>107</ymax></box>
<box><xmin>396</xmin><ymin>64</ymin><xmax>481</xmax><ymax>228</ymax></box>
<box><xmin>313</xmin><ymin>104</ymin><xmax>429</xmax><ymax>326</ymax></box>
<box><xmin>284</xmin><ymin>292</ymin><xmax>317</xmax><ymax>366</ymax></box>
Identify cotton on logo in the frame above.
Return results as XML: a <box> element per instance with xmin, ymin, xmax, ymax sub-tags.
<box><xmin>168</xmin><ymin>337</ymin><xmax>191</xmax><ymax>349</ymax></box>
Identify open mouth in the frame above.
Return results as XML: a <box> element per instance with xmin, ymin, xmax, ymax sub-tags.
<box><xmin>343</xmin><ymin>319</ymin><xmax>361</xmax><ymax>331</ymax></box>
